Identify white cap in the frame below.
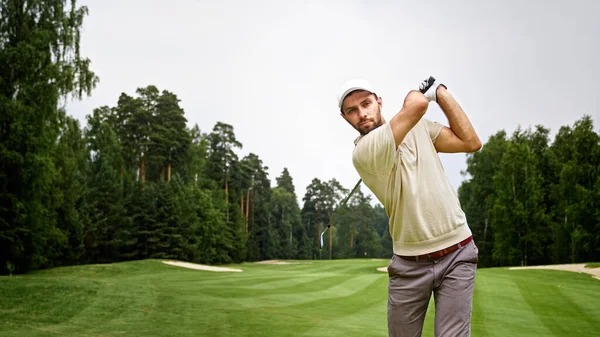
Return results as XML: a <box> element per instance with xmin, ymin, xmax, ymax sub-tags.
<box><xmin>336</xmin><ymin>79</ymin><xmax>376</xmax><ymax>109</ymax></box>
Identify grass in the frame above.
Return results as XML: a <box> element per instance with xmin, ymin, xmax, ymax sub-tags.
<box><xmin>585</xmin><ymin>262</ymin><xmax>600</xmax><ymax>268</ymax></box>
<box><xmin>0</xmin><ymin>259</ymin><xmax>599</xmax><ymax>337</ymax></box>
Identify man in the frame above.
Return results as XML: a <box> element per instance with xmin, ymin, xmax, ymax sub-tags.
<box><xmin>336</xmin><ymin>77</ymin><xmax>482</xmax><ymax>337</ymax></box>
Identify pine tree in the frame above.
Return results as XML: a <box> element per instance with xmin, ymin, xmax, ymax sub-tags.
<box><xmin>51</xmin><ymin>114</ymin><xmax>88</xmax><ymax>266</ymax></box>
<box><xmin>0</xmin><ymin>0</ymin><xmax>98</xmax><ymax>274</ymax></box>
<box><xmin>82</xmin><ymin>109</ymin><xmax>127</xmax><ymax>263</ymax></box>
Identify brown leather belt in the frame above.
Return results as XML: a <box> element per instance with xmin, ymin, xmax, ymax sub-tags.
<box><xmin>399</xmin><ymin>236</ymin><xmax>473</xmax><ymax>262</ymax></box>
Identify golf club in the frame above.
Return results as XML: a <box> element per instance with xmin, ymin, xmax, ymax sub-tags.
<box><xmin>319</xmin><ymin>178</ymin><xmax>363</xmax><ymax>249</ymax></box>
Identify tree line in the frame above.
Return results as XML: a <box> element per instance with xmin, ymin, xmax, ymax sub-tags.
<box><xmin>1</xmin><ymin>1</ymin><xmax>598</xmax><ymax>275</ymax></box>
<box><xmin>0</xmin><ymin>0</ymin><xmax>387</xmax><ymax>275</ymax></box>
<box><xmin>1</xmin><ymin>79</ymin><xmax>392</xmax><ymax>274</ymax></box>
<box><xmin>458</xmin><ymin>116</ymin><xmax>600</xmax><ymax>267</ymax></box>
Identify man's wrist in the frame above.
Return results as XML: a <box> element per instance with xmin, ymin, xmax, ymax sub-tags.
<box><xmin>436</xmin><ymin>85</ymin><xmax>449</xmax><ymax>104</ymax></box>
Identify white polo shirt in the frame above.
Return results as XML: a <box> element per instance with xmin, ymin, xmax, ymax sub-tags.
<box><xmin>352</xmin><ymin>118</ymin><xmax>472</xmax><ymax>256</ymax></box>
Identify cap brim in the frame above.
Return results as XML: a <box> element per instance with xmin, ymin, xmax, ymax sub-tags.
<box><xmin>338</xmin><ymin>87</ymin><xmax>373</xmax><ymax>108</ymax></box>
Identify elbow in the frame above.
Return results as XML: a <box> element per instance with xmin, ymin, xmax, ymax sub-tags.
<box><xmin>415</xmin><ymin>98</ymin><xmax>429</xmax><ymax>118</ymax></box>
<box><xmin>405</xmin><ymin>90</ymin><xmax>429</xmax><ymax>118</ymax></box>
<box><xmin>467</xmin><ymin>139</ymin><xmax>482</xmax><ymax>152</ymax></box>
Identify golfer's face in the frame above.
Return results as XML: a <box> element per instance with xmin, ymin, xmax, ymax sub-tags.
<box><xmin>341</xmin><ymin>91</ymin><xmax>382</xmax><ymax>135</ymax></box>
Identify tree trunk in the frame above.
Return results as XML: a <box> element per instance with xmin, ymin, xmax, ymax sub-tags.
<box><xmin>240</xmin><ymin>192</ymin><xmax>244</xmax><ymax>221</ymax></box>
<box><xmin>572</xmin><ymin>219</ymin><xmax>576</xmax><ymax>264</ymax></box>
<box><xmin>167</xmin><ymin>151</ymin><xmax>172</xmax><ymax>182</ymax></box>
<box><xmin>225</xmin><ymin>175</ymin><xmax>229</xmax><ymax>222</ymax></box>
<box><xmin>350</xmin><ymin>224</ymin><xmax>354</xmax><ymax>249</ymax></box>
<box><xmin>524</xmin><ymin>240</ymin><xmax>528</xmax><ymax>266</ymax></box>
<box><xmin>140</xmin><ymin>156</ymin><xmax>146</xmax><ymax>189</ymax></box>
<box><xmin>329</xmin><ymin>221</ymin><xmax>332</xmax><ymax>260</ymax></box>
<box><xmin>317</xmin><ymin>222</ymin><xmax>321</xmax><ymax>259</ymax></box>
<box><xmin>512</xmin><ymin>173</ymin><xmax>515</xmax><ymax>202</ymax></box>
<box><xmin>245</xmin><ymin>189</ymin><xmax>250</xmax><ymax>233</ymax></box>
<box><xmin>483</xmin><ymin>208</ymin><xmax>489</xmax><ymax>250</ymax></box>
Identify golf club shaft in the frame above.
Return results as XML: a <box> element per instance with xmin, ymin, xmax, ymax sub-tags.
<box><xmin>319</xmin><ymin>178</ymin><xmax>363</xmax><ymax>248</ymax></box>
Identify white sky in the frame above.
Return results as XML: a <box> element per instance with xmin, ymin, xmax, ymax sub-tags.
<box><xmin>67</xmin><ymin>0</ymin><xmax>600</xmax><ymax>206</ymax></box>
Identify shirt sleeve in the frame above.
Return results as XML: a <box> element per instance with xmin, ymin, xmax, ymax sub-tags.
<box><xmin>352</xmin><ymin>123</ymin><xmax>396</xmax><ymax>175</ymax></box>
<box><xmin>423</xmin><ymin>118</ymin><xmax>444</xmax><ymax>143</ymax></box>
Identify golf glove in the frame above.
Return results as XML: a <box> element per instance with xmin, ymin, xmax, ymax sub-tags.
<box><xmin>419</xmin><ymin>76</ymin><xmax>447</xmax><ymax>103</ymax></box>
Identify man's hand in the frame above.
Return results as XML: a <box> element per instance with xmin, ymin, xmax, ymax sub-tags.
<box><xmin>419</xmin><ymin>76</ymin><xmax>446</xmax><ymax>103</ymax></box>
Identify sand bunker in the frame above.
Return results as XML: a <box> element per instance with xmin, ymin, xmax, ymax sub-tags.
<box><xmin>377</xmin><ymin>266</ymin><xmax>388</xmax><ymax>272</ymax></box>
<box><xmin>255</xmin><ymin>260</ymin><xmax>302</xmax><ymax>265</ymax></box>
<box><xmin>508</xmin><ymin>263</ymin><xmax>599</xmax><ymax>280</ymax></box>
<box><xmin>162</xmin><ymin>261</ymin><xmax>242</xmax><ymax>272</ymax></box>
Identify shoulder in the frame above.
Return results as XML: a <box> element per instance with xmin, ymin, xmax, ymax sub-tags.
<box><xmin>353</xmin><ymin>123</ymin><xmax>394</xmax><ymax>155</ymax></box>
<box><xmin>352</xmin><ymin>123</ymin><xmax>396</xmax><ymax>175</ymax></box>
<box><xmin>419</xmin><ymin>117</ymin><xmax>443</xmax><ymax>142</ymax></box>
<box><xmin>356</xmin><ymin>122</ymin><xmax>393</xmax><ymax>144</ymax></box>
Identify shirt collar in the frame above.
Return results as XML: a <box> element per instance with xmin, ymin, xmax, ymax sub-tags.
<box><xmin>353</xmin><ymin>134</ymin><xmax>363</xmax><ymax>146</ymax></box>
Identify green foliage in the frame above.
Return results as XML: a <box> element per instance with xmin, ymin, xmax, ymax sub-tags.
<box><xmin>51</xmin><ymin>114</ymin><xmax>88</xmax><ymax>265</ymax></box>
<box><xmin>0</xmin><ymin>0</ymin><xmax>98</xmax><ymax>274</ymax></box>
<box><xmin>459</xmin><ymin>115</ymin><xmax>600</xmax><ymax>267</ymax></box>
<box><xmin>1</xmin><ymin>0</ymin><xmax>597</xmax><ymax>275</ymax></box>
<box><xmin>82</xmin><ymin>110</ymin><xmax>127</xmax><ymax>263</ymax></box>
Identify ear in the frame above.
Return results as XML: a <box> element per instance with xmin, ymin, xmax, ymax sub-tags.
<box><xmin>340</xmin><ymin>112</ymin><xmax>348</xmax><ymax>122</ymax></box>
<box><xmin>377</xmin><ymin>95</ymin><xmax>383</xmax><ymax>108</ymax></box>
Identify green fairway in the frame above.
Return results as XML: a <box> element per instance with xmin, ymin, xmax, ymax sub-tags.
<box><xmin>0</xmin><ymin>259</ymin><xmax>598</xmax><ymax>337</ymax></box>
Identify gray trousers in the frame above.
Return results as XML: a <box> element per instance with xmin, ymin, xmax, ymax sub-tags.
<box><xmin>387</xmin><ymin>240</ymin><xmax>479</xmax><ymax>337</ymax></box>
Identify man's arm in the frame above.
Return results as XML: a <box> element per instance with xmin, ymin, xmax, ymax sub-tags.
<box><xmin>389</xmin><ymin>90</ymin><xmax>430</xmax><ymax>147</ymax></box>
<box><xmin>352</xmin><ymin>90</ymin><xmax>429</xmax><ymax>175</ymax></box>
<box><xmin>433</xmin><ymin>86</ymin><xmax>482</xmax><ymax>153</ymax></box>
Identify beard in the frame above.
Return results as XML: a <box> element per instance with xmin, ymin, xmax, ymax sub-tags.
<box><xmin>356</xmin><ymin>107</ymin><xmax>384</xmax><ymax>135</ymax></box>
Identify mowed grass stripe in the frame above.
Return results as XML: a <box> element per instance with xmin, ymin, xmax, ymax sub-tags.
<box><xmin>215</xmin><ymin>272</ymin><xmax>387</xmax><ymax>337</ymax></box>
<box><xmin>160</xmin><ymin>262</ymin><xmax>382</xmax><ymax>297</ymax></box>
<box><xmin>242</xmin><ymin>275</ymin><xmax>322</xmax><ymax>290</ymax></box>
<box><xmin>419</xmin><ymin>267</ymin><xmax>555</xmax><ymax>337</ymax></box>
<box><xmin>139</xmin><ymin>261</ymin><xmax>386</xmax><ymax>337</ymax></box>
<box><xmin>296</xmin><ymin>276</ymin><xmax>388</xmax><ymax>337</ymax></box>
<box><xmin>513</xmin><ymin>269</ymin><xmax>600</xmax><ymax>337</ymax></box>
<box><xmin>218</xmin><ymin>274</ymin><xmax>384</xmax><ymax>308</ymax></box>
<box><xmin>202</xmin><ymin>275</ymin><xmax>348</xmax><ymax>298</ymax></box>
<box><xmin>0</xmin><ymin>278</ymin><xmax>100</xmax><ymax>328</ymax></box>
<box><xmin>469</xmin><ymin>268</ymin><xmax>554</xmax><ymax>336</ymax></box>
<box><xmin>291</xmin><ymin>259</ymin><xmax>383</xmax><ymax>275</ymax></box>
<box><xmin>558</xmin><ymin>272</ymin><xmax>600</xmax><ymax>321</ymax></box>
<box><xmin>470</xmin><ymin>278</ymin><xmax>490</xmax><ymax>337</ymax></box>
<box><xmin>1</xmin><ymin>259</ymin><xmax>599</xmax><ymax>337</ymax></box>
<box><xmin>63</xmin><ymin>280</ymin><xmax>157</xmax><ymax>336</ymax></box>
<box><xmin>0</xmin><ymin>277</ymin><xmax>154</xmax><ymax>336</ymax></box>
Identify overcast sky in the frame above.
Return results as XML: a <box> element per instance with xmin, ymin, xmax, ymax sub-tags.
<box><xmin>67</xmin><ymin>0</ymin><xmax>600</xmax><ymax>206</ymax></box>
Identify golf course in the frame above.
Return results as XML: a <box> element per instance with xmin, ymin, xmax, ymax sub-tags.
<box><xmin>2</xmin><ymin>1</ymin><xmax>600</xmax><ymax>337</ymax></box>
<box><xmin>1</xmin><ymin>259</ymin><xmax>598</xmax><ymax>337</ymax></box>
